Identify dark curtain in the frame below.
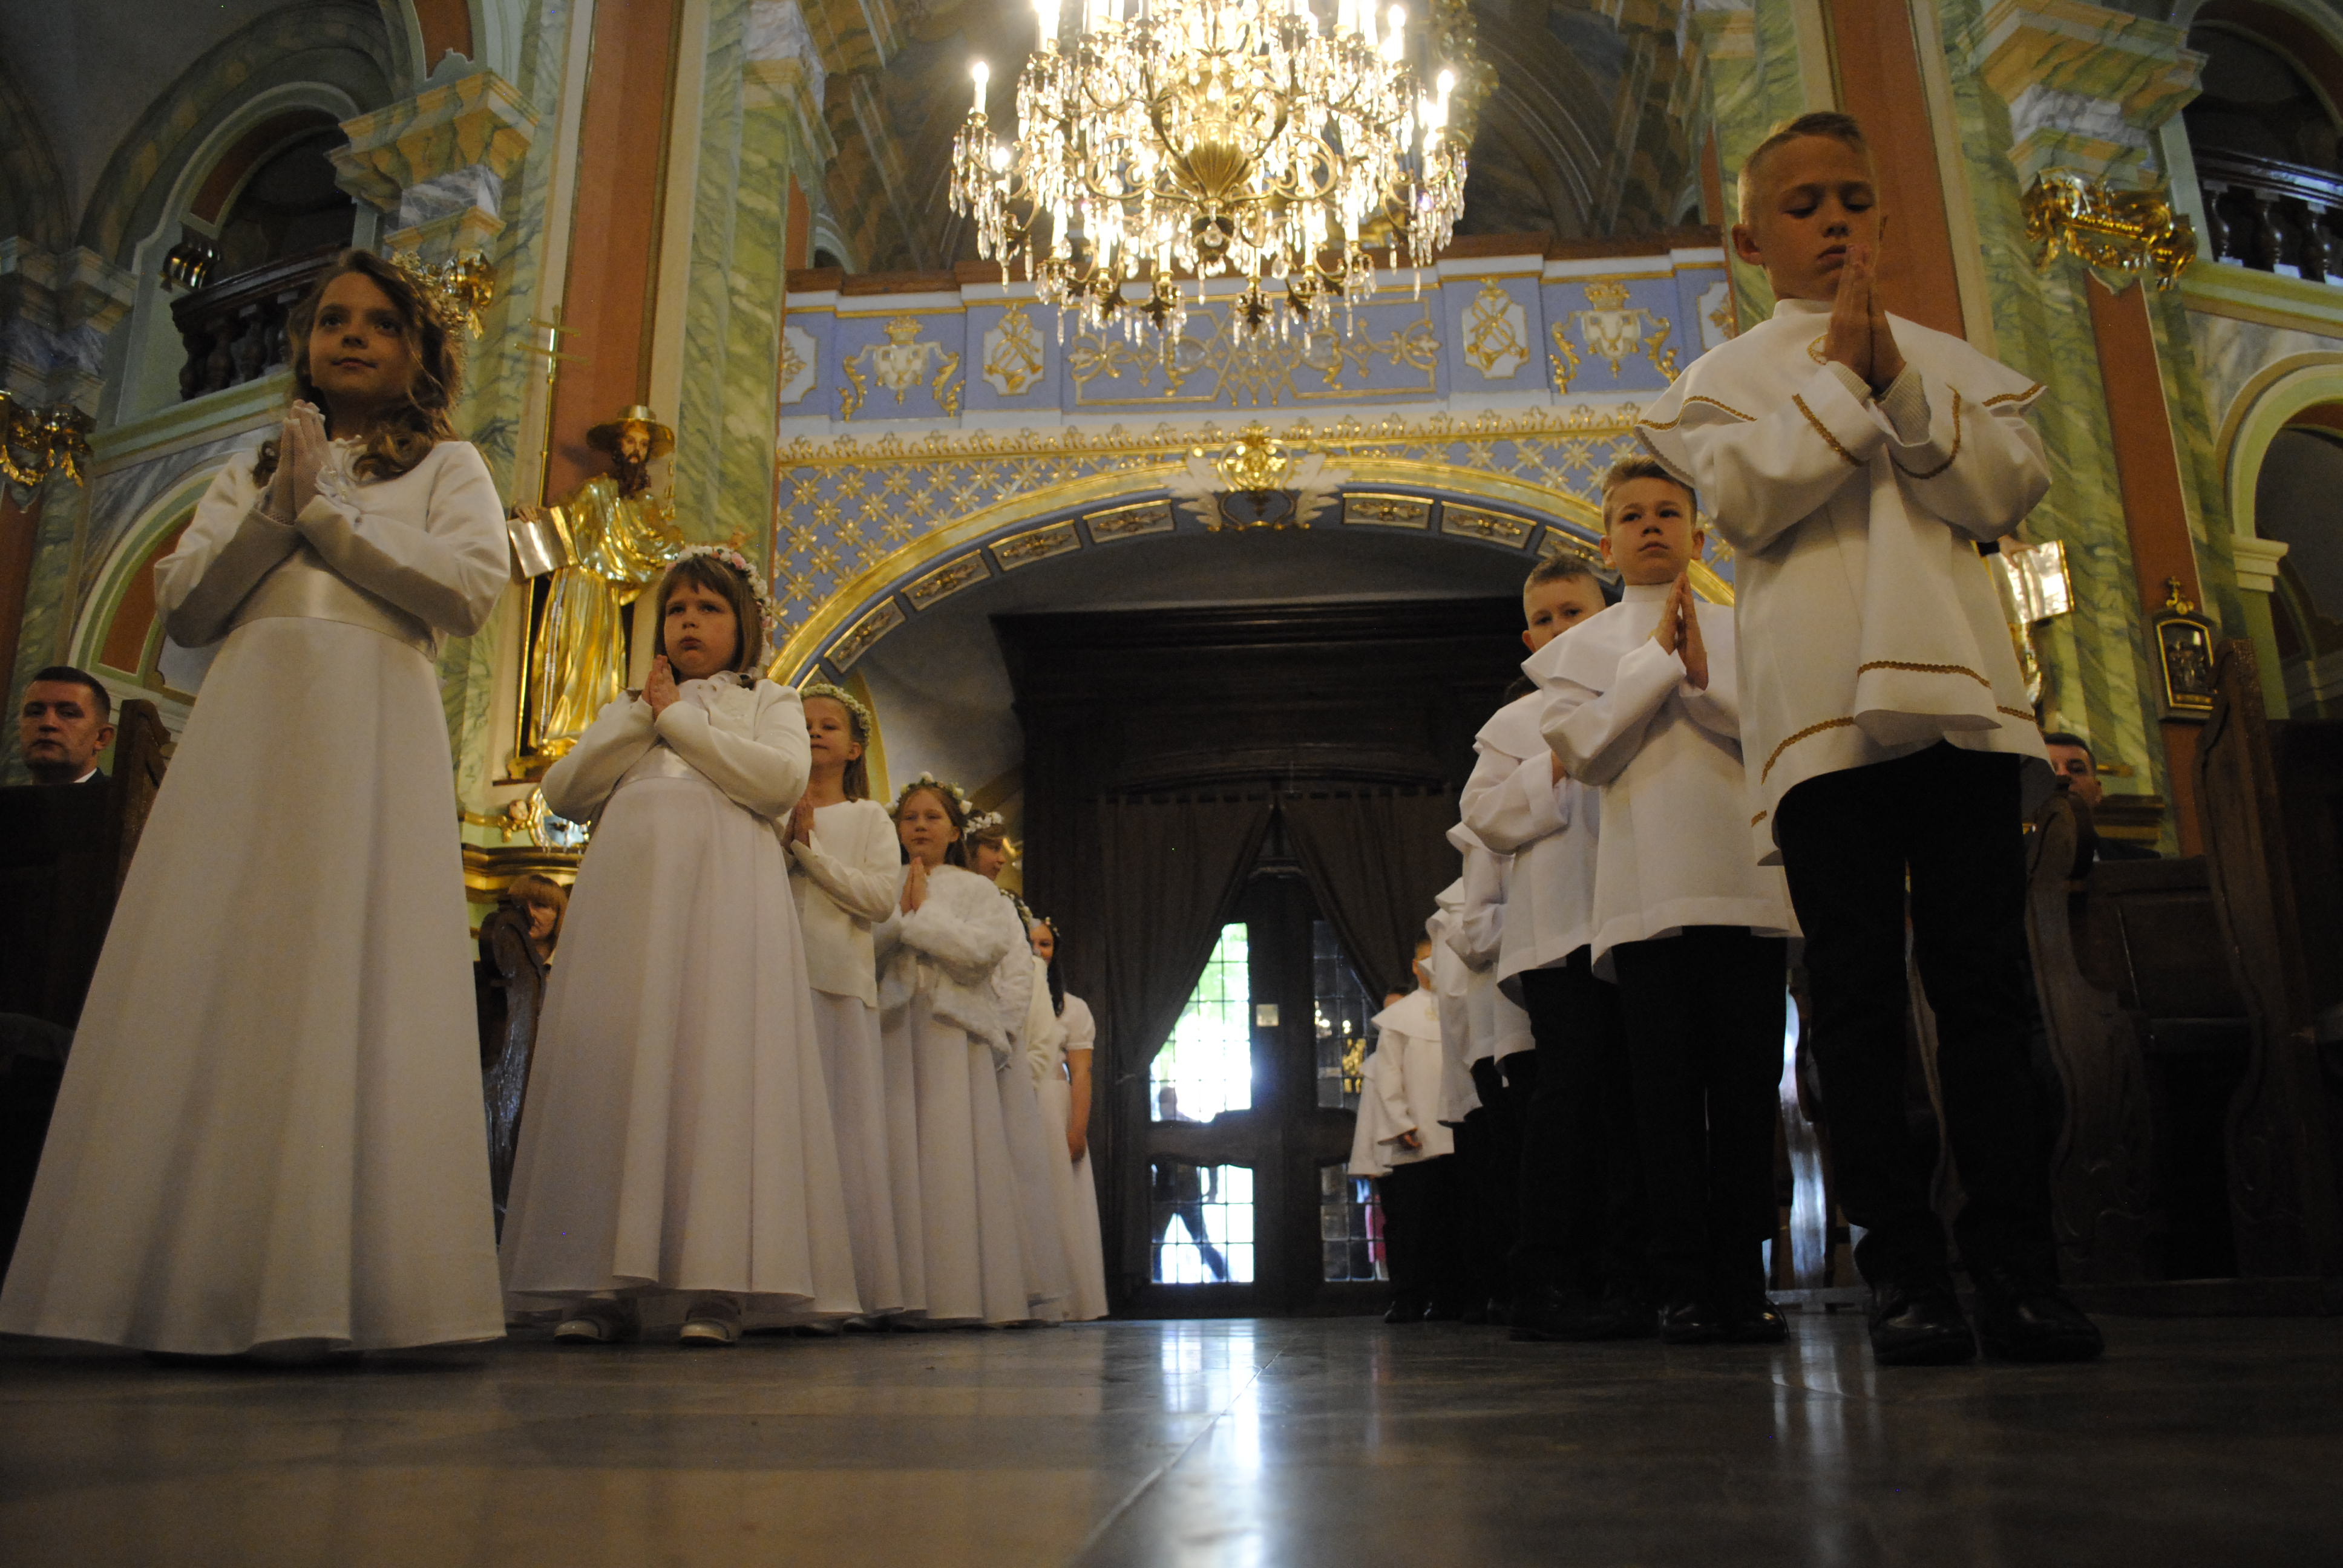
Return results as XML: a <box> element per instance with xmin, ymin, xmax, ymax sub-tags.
<box><xmin>1041</xmin><ymin>792</ymin><xmax>1274</xmax><ymax>1298</ymax></box>
<box><xmin>1279</xmin><ymin>787</ymin><xmax>1463</xmax><ymax>999</ymax></box>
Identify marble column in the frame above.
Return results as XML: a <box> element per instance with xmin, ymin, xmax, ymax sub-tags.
<box><xmin>0</xmin><ymin>240</ymin><xmax>136</xmax><ymax>757</ymax></box>
<box><xmin>1948</xmin><ymin>0</ymin><xmax>2205</xmax><ymax>847</ymax></box>
<box><xmin>1679</xmin><ymin>1</ymin><xmax>1817</xmax><ymax>330</ymax></box>
<box><xmin>673</xmin><ymin>0</ymin><xmax>834</xmax><ymax>573</ymax></box>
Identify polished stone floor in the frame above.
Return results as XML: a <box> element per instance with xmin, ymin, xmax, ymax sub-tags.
<box><xmin>2</xmin><ymin>1312</ymin><xmax>2339</xmax><ymax>1567</ymax></box>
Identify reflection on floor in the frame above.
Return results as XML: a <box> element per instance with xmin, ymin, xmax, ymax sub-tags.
<box><xmin>2</xmin><ymin>1313</ymin><xmax>2338</xmax><ymax>1566</ymax></box>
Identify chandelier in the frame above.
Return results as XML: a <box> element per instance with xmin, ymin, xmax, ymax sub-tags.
<box><xmin>949</xmin><ymin>0</ymin><xmax>1469</xmax><ymax>342</ymax></box>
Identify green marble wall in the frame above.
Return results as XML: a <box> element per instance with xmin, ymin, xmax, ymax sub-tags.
<box><xmin>438</xmin><ymin>8</ymin><xmax>574</xmax><ymax>809</ymax></box>
<box><xmin>2</xmin><ymin>474</ymin><xmax>87</xmax><ymax>785</ymax></box>
<box><xmin>1931</xmin><ymin>0</ymin><xmax>2164</xmax><ymax>817</ymax></box>
<box><xmin>673</xmin><ymin>0</ymin><xmax>794</xmax><ymax>572</ymax></box>
<box><xmin>1696</xmin><ymin>2</ymin><xmax>1812</xmax><ymax>330</ymax></box>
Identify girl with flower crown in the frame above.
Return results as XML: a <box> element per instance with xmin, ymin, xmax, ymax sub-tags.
<box><xmin>0</xmin><ymin>250</ymin><xmax>510</xmax><ymax>1359</ymax></box>
<box><xmin>1027</xmin><ymin>919</ymin><xmax>1110</xmax><ymax>1320</ymax></box>
<box><xmin>499</xmin><ymin>548</ymin><xmax>857</xmax><ymax>1345</ymax></box>
<box><xmin>964</xmin><ymin>817</ymin><xmax>1072</xmax><ymax>1323</ymax></box>
<box><xmin>876</xmin><ymin>777</ymin><xmax>1033</xmax><ymax>1325</ymax></box>
<box><xmin>785</xmin><ymin>682</ymin><xmax>913</xmax><ymax>1319</ymax></box>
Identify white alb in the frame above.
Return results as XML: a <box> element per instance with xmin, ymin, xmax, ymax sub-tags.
<box><xmin>1634</xmin><ymin>298</ymin><xmax>2053</xmax><ymax>855</ymax></box>
<box><xmin>1529</xmin><ymin>586</ymin><xmax>1798</xmax><ymax>970</ymax></box>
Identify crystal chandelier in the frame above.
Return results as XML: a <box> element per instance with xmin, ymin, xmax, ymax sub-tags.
<box><xmin>949</xmin><ymin>0</ymin><xmax>1468</xmax><ymax>342</ymax></box>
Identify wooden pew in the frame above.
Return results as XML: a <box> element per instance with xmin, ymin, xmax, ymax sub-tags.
<box><xmin>2196</xmin><ymin>641</ymin><xmax>2343</xmax><ymax>1281</ymax></box>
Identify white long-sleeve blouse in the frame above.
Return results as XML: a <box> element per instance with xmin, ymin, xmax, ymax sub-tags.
<box><xmin>159</xmin><ymin>437</ymin><xmax>508</xmax><ymax>656</ymax></box>
<box><xmin>541</xmin><ymin>674</ymin><xmax>811</xmax><ymax>827</ymax></box>
<box><xmin>788</xmin><ymin>798</ymin><xmax>903</xmax><ymax>1006</ymax></box>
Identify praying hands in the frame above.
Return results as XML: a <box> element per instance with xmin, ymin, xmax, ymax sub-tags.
<box><xmin>1647</xmin><ymin>571</ymin><xmax>1710</xmax><ymax>691</ymax></box>
<box><xmin>1822</xmin><ymin>239</ymin><xmax>1906</xmax><ymax>397</ymax></box>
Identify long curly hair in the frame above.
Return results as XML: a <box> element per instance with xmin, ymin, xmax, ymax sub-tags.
<box><xmin>252</xmin><ymin>249</ymin><xmax>461</xmax><ymax>486</ymax></box>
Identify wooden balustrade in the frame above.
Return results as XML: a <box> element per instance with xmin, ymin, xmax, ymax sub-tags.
<box><xmin>2197</xmin><ymin>147</ymin><xmax>2343</xmax><ymax>285</ymax></box>
<box><xmin>167</xmin><ymin>247</ymin><xmax>339</xmax><ymax>401</ymax></box>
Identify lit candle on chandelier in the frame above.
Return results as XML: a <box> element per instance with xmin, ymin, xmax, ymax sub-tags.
<box><xmin>1035</xmin><ymin>0</ymin><xmax>1058</xmax><ymax>49</ymax></box>
<box><xmin>971</xmin><ymin>60</ymin><xmax>989</xmax><ymax>113</ymax></box>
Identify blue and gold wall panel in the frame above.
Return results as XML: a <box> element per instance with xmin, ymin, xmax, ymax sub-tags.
<box><xmin>767</xmin><ymin>246</ymin><xmax>1737</xmax><ymax>674</ymax></box>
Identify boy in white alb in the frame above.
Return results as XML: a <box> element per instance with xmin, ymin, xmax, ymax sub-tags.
<box><xmin>1634</xmin><ymin>112</ymin><xmax>2099</xmax><ymax>1365</ymax></box>
<box><xmin>1460</xmin><ymin>555</ymin><xmax>1647</xmax><ymax>1341</ymax></box>
<box><xmin>1364</xmin><ymin>938</ymin><xmax>1469</xmax><ymax>1322</ymax></box>
<box><xmin>1443</xmin><ymin>823</ymin><xmax>1536</xmax><ymax>1321</ymax></box>
<box><xmin>1529</xmin><ymin>458</ymin><xmax>1798</xmax><ymax>1344</ymax></box>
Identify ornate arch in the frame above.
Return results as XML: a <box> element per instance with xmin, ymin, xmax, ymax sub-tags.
<box><xmin>773</xmin><ymin>457</ymin><xmax>1728</xmax><ymax>683</ymax></box>
<box><xmin>0</xmin><ymin>59</ymin><xmax>69</xmax><ymax>250</ymax></box>
<box><xmin>2217</xmin><ymin>352</ymin><xmax>2343</xmax><ymax>563</ymax></box>
<box><xmin>74</xmin><ymin>1</ymin><xmax>398</xmax><ymax>268</ymax></box>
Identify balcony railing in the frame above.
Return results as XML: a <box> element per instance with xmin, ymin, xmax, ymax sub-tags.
<box><xmin>2197</xmin><ymin>146</ymin><xmax>2343</xmax><ymax>285</ymax></box>
<box><xmin>168</xmin><ymin>247</ymin><xmax>340</xmax><ymax>401</ymax></box>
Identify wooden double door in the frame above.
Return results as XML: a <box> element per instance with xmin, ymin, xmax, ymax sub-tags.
<box><xmin>1121</xmin><ymin>870</ymin><xmax>1389</xmax><ymax>1317</ymax></box>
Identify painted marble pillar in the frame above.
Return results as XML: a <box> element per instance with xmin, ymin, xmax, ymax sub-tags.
<box><xmin>1956</xmin><ymin>0</ymin><xmax>2207</xmax><ymax>845</ymax></box>
<box><xmin>1</xmin><ymin>242</ymin><xmax>137</xmax><ymax>769</ymax></box>
<box><xmin>1680</xmin><ymin>1</ymin><xmax>1818</xmax><ymax>331</ymax></box>
<box><xmin>673</xmin><ymin>0</ymin><xmax>834</xmax><ymax>571</ymax></box>
<box><xmin>332</xmin><ymin>54</ymin><xmax>555</xmax><ymax>809</ymax></box>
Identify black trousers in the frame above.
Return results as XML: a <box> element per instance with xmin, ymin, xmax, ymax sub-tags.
<box><xmin>1512</xmin><ymin>952</ymin><xmax>1640</xmax><ymax>1297</ymax></box>
<box><xmin>1380</xmin><ymin>1155</ymin><xmax>1466</xmax><ymax>1309</ymax></box>
<box><xmin>1609</xmin><ymin>927</ymin><xmax>1788</xmax><ymax>1304</ymax></box>
<box><xmin>1458</xmin><ymin>1053</ymin><xmax>1532</xmax><ymax>1308</ymax></box>
<box><xmin>1773</xmin><ymin>743</ymin><xmax>2059</xmax><ymax>1290</ymax></box>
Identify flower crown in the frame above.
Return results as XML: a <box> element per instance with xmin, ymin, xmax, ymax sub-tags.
<box><xmin>800</xmin><ymin>679</ymin><xmax>874</xmax><ymax>738</ymax></box>
<box><xmin>385</xmin><ymin>250</ymin><xmax>496</xmax><ymax>339</ymax></box>
<box><xmin>892</xmin><ymin>772</ymin><xmax>976</xmax><ymax>823</ymax></box>
<box><xmin>676</xmin><ymin>543</ymin><xmax>779</xmax><ymax>633</ymax></box>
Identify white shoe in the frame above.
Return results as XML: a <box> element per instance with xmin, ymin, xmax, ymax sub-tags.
<box><xmin>554</xmin><ymin>1301</ymin><xmax>638</xmax><ymax>1344</ymax></box>
<box><xmin>678</xmin><ymin>1316</ymin><xmax>740</xmax><ymax>1347</ymax></box>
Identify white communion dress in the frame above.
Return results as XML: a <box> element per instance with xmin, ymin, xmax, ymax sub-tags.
<box><xmin>0</xmin><ymin>438</ymin><xmax>510</xmax><ymax>1354</ymax></box>
<box><xmin>499</xmin><ymin>673</ymin><xmax>859</xmax><ymax>1325</ymax></box>
<box><xmin>1032</xmin><ymin>987</ymin><xmax>1110</xmax><ymax>1321</ymax></box>
<box><xmin>876</xmin><ymin>864</ymin><xmax>1032</xmax><ymax>1325</ymax></box>
<box><xmin>992</xmin><ymin>937</ymin><xmax>1072</xmax><ymax>1321</ymax></box>
<box><xmin>787</xmin><ymin>796</ymin><xmax>909</xmax><ymax>1317</ymax></box>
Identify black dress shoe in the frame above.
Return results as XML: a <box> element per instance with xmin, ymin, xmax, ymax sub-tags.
<box><xmin>1384</xmin><ymin>1298</ymin><xmax>1429</xmax><ymax>1324</ymax></box>
<box><xmin>1657</xmin><ymin>1298</ymin><xmax>1723</xmax><ymax>1345</ymax></box>
<box><xmin>1868</xmin><ymin>1283</ymin><xmax>1976</xmax><ymax>1366</ymax></box>
<box><xmin>1460</xmin><ymin>1304</ymin><xmax>1490</xmax><ymax>1325</ymax></box>
<box><xmin>1423</xmin><ymin>1298</ymin><xmax>1471</xmax><ymax>1322</ymax></box>
<box><xmin>1721</xmin><ymin>1295</ymin><xmax>1788</xmax><ymax>1345</ymax></box>
<box><xmin>1971</xmin><ymin>1269</ymin><xmax>2105</xmax><ymax>1363</ymax></box>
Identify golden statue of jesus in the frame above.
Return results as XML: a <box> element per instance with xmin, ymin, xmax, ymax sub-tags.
<box><xmin>510</xmin><ymin>406</ymin><xmax>685</xmax><ymax>776</ymax></box>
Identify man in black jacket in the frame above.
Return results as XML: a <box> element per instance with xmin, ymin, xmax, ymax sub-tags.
<box><xmin>16</xmin><ymin>666</ymin><xmax>113</xmax><ymax>786</ymax></box>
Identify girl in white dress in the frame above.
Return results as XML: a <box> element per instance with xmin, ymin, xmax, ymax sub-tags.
<box><xmin>1029</xmin><ymin>920</ymin><xmax>1110</xmax><ymax>1321</ymax></box>
<box><xmin>877</xmin><ymin>779</ymin><xmax>1031</xmax><ymax>1325</ymax></box>
<box><xmin>785</xmin><ymin>682</ymin><xmax>909</xmax><ymax>1319</ymax></box>
<box><xmin>966</xmin><ymin>823</ymin><xmax>1070</xmax><ymax>1322</ymax></box>
<box><xmin>499</xmin><ymin>549</ymin><xmax>857</xmax><ymax>1345</ymax></box>
<box><xmin>0</xmin><ymin>250</ymin><xmax>509</xmax><ymax>1357</ymax></box>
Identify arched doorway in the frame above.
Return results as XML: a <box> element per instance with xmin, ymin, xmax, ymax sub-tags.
<box><xmin>805</xmin><ymin>501</ymin><xmax>1694</xmax><ymax>1315</ymax></box>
